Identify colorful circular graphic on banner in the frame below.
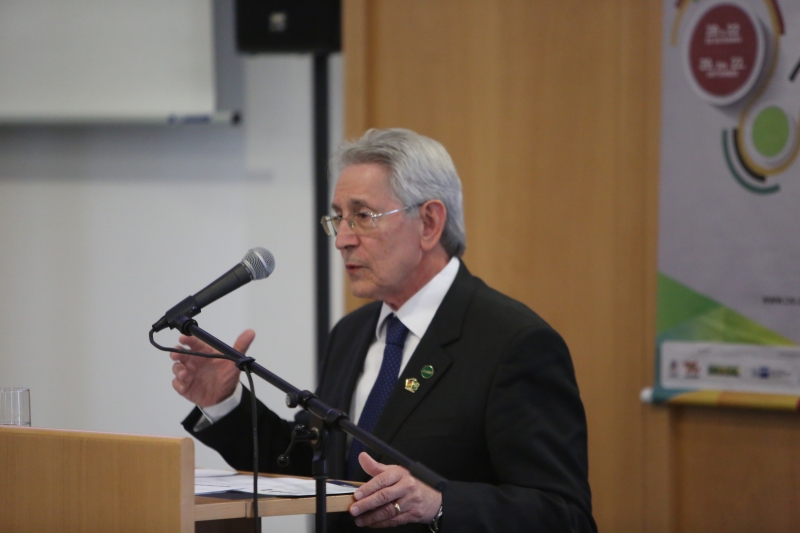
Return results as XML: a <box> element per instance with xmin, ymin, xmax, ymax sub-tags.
<box><xmin>744</xmin><ymin>102</ymin><xmax>798</xmax><ymax>168</ymax></box>
<box><xmin>683</xmin><ymin>1</ymin><xmax>767</xmax><ymax>106</ymax></box>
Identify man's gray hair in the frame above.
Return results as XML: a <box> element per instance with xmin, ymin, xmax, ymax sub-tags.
<box><xmin>331</xmin><ymin>128</ymin><xmax>466</xmax><ymax>258</ymax></box>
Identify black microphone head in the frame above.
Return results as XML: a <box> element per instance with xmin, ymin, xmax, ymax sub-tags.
<box><xmin>242</xmin><ymin>247</ymin><xmax>275</xmax><ymax>280</ymax></box>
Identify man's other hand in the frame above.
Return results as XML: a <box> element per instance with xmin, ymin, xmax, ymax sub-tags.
<box><xmin>349</xmin><ymin>452</ymin><xmax>442</xmax><ymax>528</ymax></box>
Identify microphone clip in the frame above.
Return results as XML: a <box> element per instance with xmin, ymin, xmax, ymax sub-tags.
<box><xmin>235</xmin><ymin>356</ymin><xmax>256</xmax><ymax>371</ymax></box>
<box><xmin>151</xmin><ymin>296</ymin><xmax>201</xmax><ymax>333</ymax></box>
<box><xmin>168</xmin><ymin>314</ymin><xmax>199</xmax><ymax>336</ymax></box>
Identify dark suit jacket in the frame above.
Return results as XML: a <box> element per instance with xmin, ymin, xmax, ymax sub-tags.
<box><xmin>184</xmin><ymin>262</ymin><xmax>596</xmax><ymax>532</ymax></box>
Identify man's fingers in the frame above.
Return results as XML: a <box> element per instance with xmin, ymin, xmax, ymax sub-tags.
<box><xmin>351</xmin><ymin>480</ymin><xmax>406</xmax><ymax>514</ymax></box>
<box><xmin>358</xmin><ymin>452</ymin><xmax>387</xmax><ymax>478</ymax></box>
<box><xmin>178</xmin><ymin>335</ymin><xmax>218</xmax><ymax>354</ymax></box>
<box><xmin>178</xmin><ymin>334</ymin><xmax>194</xmax><ymax>347</ymax></box>
<box><xmin>171</xmin><ymin>330</ymin><xmax>252</xmax><ymax>361</ymax></box>
<box><xmin>354</xmin><ymin>455</ymin><xmax>401</xmax><ymax>502</ymax></box>
<box><xmin>349</xmin><ymin>459</ymin><xmax>441</xmax><ymax>527</ymax></box>
<box><xmin>172</xmin><ymin>377</ymin><xmax>186</xmax><ymax>394</ymax></box>
<box><xmin>170</xmin><ymin>350</ymin><xmax>190</xmax><ymax>363</ymax></box>
<box><xmin>233</xmin><ymin>329</ymin><xmax>256</xmax><ymax>354</ymax></box>
<box><xmin>350</xmin><ymin>463</ymin><xmax>410</xmax><ymax>522</ymax></box>
<box><xmin>353</xmin><ymin>502</ymin><xmax>406</xmax><ymax>528</ymax></box>
<box><xmin>184</xmin><ymin>338</ymin><xmax>213</xmax><ymax>354</ymax></box>
<box><xmin>168</xmin><ymin>331</ymin><xmax>249</xmax><ymax>407</ymax></box>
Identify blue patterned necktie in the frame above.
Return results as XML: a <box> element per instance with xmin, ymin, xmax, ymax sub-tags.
<box><xmin>346</xmin><ymin>314</ymin><xmax>409</xmax><ymax>479</ymax></box>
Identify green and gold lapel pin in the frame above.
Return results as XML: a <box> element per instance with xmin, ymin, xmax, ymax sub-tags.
<box><xmin>405</xmin><ymin>377</ymin><xmax>420</xmax><ymax>393</ymax></box>
<box><xmin>421</xmin><ymin>365</ymin><xmax>434</xmax><ymax>379</ymax></box>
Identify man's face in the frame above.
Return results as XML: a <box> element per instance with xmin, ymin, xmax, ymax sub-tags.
<box><xmin>332</xmin><ymin>163</ymin><xmax>424</xmax><ymax>308</ymax></box>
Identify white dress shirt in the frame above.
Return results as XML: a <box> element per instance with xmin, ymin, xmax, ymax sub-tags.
<box><xmin>349</xmin><ymin>256</ymin><xmax>459</xmax><ymax>424</ymax></box>
<box><xmin>199</xmin><ymin>256</ymin><xmax>460</xmax><ymax>428</ymax></box>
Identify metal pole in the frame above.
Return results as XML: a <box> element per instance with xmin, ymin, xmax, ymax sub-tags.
<box><xmin>313</xmin><ymin>53</ymin><xmax>331</xmax><ymax>373</ymax></box>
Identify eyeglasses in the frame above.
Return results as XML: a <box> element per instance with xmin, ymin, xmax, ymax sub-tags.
<box><xmin>320</xmin><ymin>205</ymin><xmax>419</xmax><ymax>236</ymax></box>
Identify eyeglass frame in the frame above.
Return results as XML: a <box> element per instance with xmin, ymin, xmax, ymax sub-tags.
<box><xmin>320</xmin><ymin>204</ymin><xmax>422</xmax><ymax>237</ymax></box>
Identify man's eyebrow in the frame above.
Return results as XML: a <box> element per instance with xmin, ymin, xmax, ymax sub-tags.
<box><xmin>330</xmin><ymin>199</ymin><xmax>370</xmax><ymax>212</ymax></box>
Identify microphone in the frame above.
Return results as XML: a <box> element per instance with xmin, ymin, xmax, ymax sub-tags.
<box><xmin>151</xmin><ymin>247</ymin><xmax>275</xmax><ymax>332</ymax></box>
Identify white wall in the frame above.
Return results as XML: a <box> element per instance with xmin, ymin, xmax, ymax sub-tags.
<box><xmin>0</xmin><ymin>4</ymin><xmax>343</xmax><ymax>531</ymax></box>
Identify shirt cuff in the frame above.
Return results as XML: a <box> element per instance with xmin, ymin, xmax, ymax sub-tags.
<box><xmin>197</xmin><ymin>382</ymin><xmax>243</xmax><ymax>425</ymax></box>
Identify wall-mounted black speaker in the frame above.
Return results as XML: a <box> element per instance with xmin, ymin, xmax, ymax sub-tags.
<box><xmin>236</xmin><ymin>0</ymin><xmax>341</xmax><ymax>54</ymax></box>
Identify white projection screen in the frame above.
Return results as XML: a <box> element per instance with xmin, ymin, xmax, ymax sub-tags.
<box><xmin>0</xmin><ymin>0</ymin><xmax>215</xmax><ymax>122</ymax></box>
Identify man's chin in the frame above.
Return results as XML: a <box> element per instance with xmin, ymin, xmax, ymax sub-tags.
<box><xmin>348</xmin><ymin>279</ymin><xmax>378</xmax><ymax>301</ymax></box>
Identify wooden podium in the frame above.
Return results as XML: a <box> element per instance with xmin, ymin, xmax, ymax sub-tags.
<box><xmin>0</xmin><ymin>426</ymin><xmax>354</xmax><ymax>532</ymax></box>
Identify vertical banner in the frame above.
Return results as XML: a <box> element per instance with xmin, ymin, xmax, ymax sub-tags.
<box><xmin>655</xmin><ymin>0</ymin><xmax>800</xmax><ymax>410</ymax></box>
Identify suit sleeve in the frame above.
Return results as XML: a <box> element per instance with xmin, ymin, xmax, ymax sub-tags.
<box><xmin>441</xmin><ymin>327</ymin><xmax>596</xmax><ymax>533</ymax></box>
<box><xmin>180</xmin><ymin>318</ymin><xmax>356</xmax><ymax>477</ymax></box>
<box><xmin>182</xmin><ymin>386</ymin><xmax>313</xmax><ymax>476</ymax></box>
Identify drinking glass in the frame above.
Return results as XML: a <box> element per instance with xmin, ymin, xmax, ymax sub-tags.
<box><xmin>0</xmin><ymin>387</ymin><xmax>31</xmax><ymax>426</ymax></box>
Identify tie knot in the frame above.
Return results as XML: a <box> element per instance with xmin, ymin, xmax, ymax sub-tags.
<box><xmin>385</xmin><ymin>315</ymin><xmax>409</xmax><ymax>347</ymax></box>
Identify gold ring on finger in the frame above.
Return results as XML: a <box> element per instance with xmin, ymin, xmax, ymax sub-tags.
<box><xmin>393</xmin><ymin>502</ymin><xmax>401</xmax><ymax>516</ymax></box>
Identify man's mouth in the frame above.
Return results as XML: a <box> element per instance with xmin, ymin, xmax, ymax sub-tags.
<box><xmin>345</xmin><ymin>263</ymin><xmax>363</xmax><ymax>274</ymax></box>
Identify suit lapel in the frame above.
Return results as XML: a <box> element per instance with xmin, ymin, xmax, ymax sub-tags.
<box><xmin>372</xmin><ymin>262</ymin><xmax>480</xmax><ymax>445</ymax></box>
<box><xmin>320</xmin><ymin>302</ymin><xmax>381</xmax><ymax>413</ymax></box>
<box><xmin>318</xmin><ymin>303</ymin><xmax>380</xmax><ymax>480</ymax></box>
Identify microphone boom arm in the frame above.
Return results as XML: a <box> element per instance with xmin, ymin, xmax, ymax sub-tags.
<box><xmin>168</xmin><ymin>314</ymin><xmax>448</xmax><ymax>493</ymax></box>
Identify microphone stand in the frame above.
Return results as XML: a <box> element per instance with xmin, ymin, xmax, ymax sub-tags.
<box><xmin>168</xmin><ymin>315</ymin><xmax>448</xmax><ymax>533</ymax></box>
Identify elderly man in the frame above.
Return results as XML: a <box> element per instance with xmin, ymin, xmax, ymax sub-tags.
<box><xmin>171</xmin><ymin>128</ymin><xmax>596</xmax><ymax>532</ymax></box>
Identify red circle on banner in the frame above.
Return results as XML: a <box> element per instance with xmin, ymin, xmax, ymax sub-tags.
<box><xmin>687</xmin><ymin>3</ymin><xmax>760</xmax><ymax>101</ymax></box>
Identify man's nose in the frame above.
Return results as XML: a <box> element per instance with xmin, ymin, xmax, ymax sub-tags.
<box><xmin>334</xmin><ymin>220</ymin><xmax>358</xmax><ymax>249</ymax></box>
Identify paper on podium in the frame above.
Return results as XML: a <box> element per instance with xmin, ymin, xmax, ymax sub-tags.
<box><xmin>194</xmin><ymin>469</ymin><xmax>358</xmax><ymax>497</ymax></box>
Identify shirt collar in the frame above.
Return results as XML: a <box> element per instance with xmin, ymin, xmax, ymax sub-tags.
<box><xmin>376</xmin><ymin>256</ymin><xmax>461</xmax><ymax>340</ymax></box>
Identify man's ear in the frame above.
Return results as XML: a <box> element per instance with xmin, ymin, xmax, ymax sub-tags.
<box><xmin>419</xmin><ymin>200</ymin><xmax>447</xmax><ymax>252</ymax></box>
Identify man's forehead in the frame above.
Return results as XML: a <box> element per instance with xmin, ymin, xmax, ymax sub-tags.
<box><xmin>331</xmin><ymin>164</ymin><xmax>396</xmax><ymax>209</ymax></box>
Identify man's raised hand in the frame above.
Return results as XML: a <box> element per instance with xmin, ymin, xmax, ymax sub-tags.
<box><xmin>170</xmin><ymin>329</ymin><xmax>255</xmax><ymax>407</ymax></box>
